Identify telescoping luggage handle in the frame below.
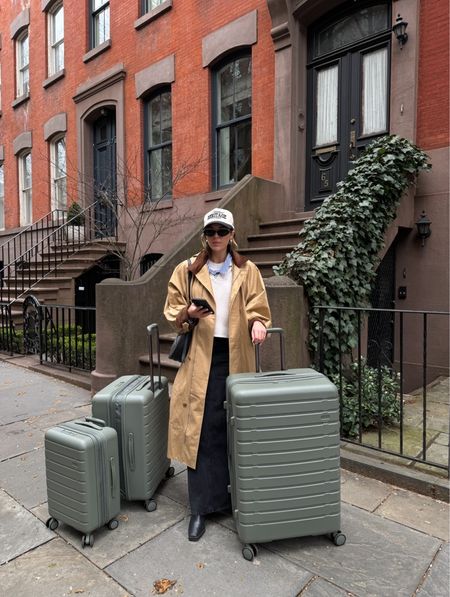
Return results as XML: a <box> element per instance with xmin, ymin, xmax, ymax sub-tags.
<box><xmin>147</xmin><ymin>323</ymin><xmax>162</xmax><ymax>392</ymax></box>
<box><xmin>255</xmin><ymin>327</ymin><xmax>287</xmax><ymax>372</ymax></box>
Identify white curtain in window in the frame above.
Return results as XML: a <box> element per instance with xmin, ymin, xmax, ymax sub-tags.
<box><xmin>316</xmin><ymin>65</ymin><xmax>338</xmax><ymax>146</ymax></box>
<box><xmin>362</xmin><ymin>48</ymin><xmax>388</xmax><ymax>135</ymax></box>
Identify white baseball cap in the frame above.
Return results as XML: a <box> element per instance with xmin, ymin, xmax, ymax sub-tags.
<box><xmin>203</xmin><ymin>208</ymin><xmax>234</xmax><ymax>230</ymax></box>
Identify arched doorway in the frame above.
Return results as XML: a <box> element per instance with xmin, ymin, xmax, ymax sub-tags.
<box><xmin>305</xmin><ymin>1</ymin><xmax>392</xmax><ymax>209</ymax></box>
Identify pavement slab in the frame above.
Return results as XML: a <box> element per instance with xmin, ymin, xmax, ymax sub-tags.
<box><xmin>0</xmin><ymin>538</ymin><xmax>131</xmax><ymax>597</ymax></box>
<box><xmin>27</xmin><ymin>404</ymin><xmax>92</xmax><ymax>431</ymax></box>
<box><xmin>0</xmin><ymin>489</ymin><xmax>53</xmax><ymax>565</ymax></box>
<box><xmin>0</xmin><ymin>447</ymin><xmax>47</xmax><ymax>509</ymax></box>
<box><xmin>375</xmin><ymin>489</ymin><xmax>450</xmax><ymax>541</ymax></box>
<box><xmin>0</xmin><ymin>361</ymin><xmax>90</xmax><ymax>425</ymax></box>
<box><xmin>106</xmin><ymin>518</ymin><xmax>312</xmax><ymax>597</ymax></box>
<box><xmin>157</xmin><ymin>469</ymin><xmax>189</xmax><ymax>507</ymax></box>
<box><xmin>341</xmin><ymin>469</ymin><xmax>392</xmax><ymax>512</ymax></box>
<box><xmin>0</xmin><ymin>419</ymin><xmax>44</xmax><ymax>461</ymax></box>
<box><xmin>416</xmin><ymin>542</ymin><xmax>450</xmax><ymax>597</ymax></box>
<box><xmin>267</xmin><ymin>502</ymin><xmax>441</xmax><ymax>597</ymax></box>
<box><xmin>301</xmin><ymin>576</ymin><xmax>356</xmax><ymax>596</ymax></box>
<box><xmin>32</xmin><ymin>494</ymin><xmax>186</xmax><ymax>569</ymax></box>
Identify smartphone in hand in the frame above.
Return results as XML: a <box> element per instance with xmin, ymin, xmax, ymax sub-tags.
<box><xmin>192</xmin><ymin>298</ymin><xmax>214</xmax><ymax>313</ymax></box>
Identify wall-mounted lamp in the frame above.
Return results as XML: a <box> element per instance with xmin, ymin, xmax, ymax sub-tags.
<box><xmin>392</xmin><ymin>14</ymin><xmax>408</xmax><ymax>49</ymax></box>
<box><xmin>415</xmin><ymin>211</ymin><xmax>431</xmax><ymax>246</ymax></box>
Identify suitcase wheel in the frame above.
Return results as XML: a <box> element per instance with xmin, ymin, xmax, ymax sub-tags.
<box><xmin>144</xmin><ymin>498</ymin><xmax>157</xmax><ymax>512</ymax></box>
<box><xmin>330</xmin><ymin>531</ymin><xmax>346</xmax><ymax>546</ymax></box>
<box><xmin>165</xmin><ymin>466</ymin><xmax>175</xmax><ymax>479</ymax></box>
<box><xmin>242</xmin><ymin>543</ymin><xmax>258</xmax><ymax>561</ymax></box>
<box><xmin>46</xmin><ymin>517</ymin><xmax>59</xmax><ymax>531</ymax></box>
<box><xmin>107</xmin><ymin>519</ymin><xmax>119</xmax><ymax>531</ymax></box>
<box><xmin>82</xmin><ymin>533</ymin><xmax>94</xmax><ymax>548</ymax></box>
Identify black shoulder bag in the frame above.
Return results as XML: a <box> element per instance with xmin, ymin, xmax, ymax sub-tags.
<box><xmin>168</xmin><ymin>261</ymin><xmax>195</xmax><ymax>363</ymax></box>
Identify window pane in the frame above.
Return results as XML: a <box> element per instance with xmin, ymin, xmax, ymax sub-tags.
<box><xmin>147</xmin><ymin>0</ymin><xmax>163</xmax><ymax>10</ymax></box>
<box><xmin>160</xmin><ymin>92</ymin><xmax>172</xmax><ymax>143</ymax></box>
<box><xmin>161</xmin><ymin>145</ymin><xmax>172</xmax><ymax>197</ymax></box>
<box><xmin>53</xmin><ymin>6</ymin><xmax>64</xmax><ymax>43</ymax></box>
<box><xmin>150</xmin><ymin>149</ymin><xmax>162</xmax><ymax>199</ymax></box>
<box><xmin>218</xmin><ymin>64</ymin><xmax>234</xmax><ymax>123</ymax></box>
<box><xmin>315</xmin><ymin>65</ymin><xmax>338</xmax><ymax>146</ymax></box>
<box><xmin>94</xmin><ymin>0</ymin><xmax>108</xmax><ymax>9</ymax></box>
<box><xmin>235</xmin><ymin>120</ymin><xmax>251</xmax><ymax>180</ymax></box>
<box><xmin>95</xmin><ymin>6</ymin><xmax>109</xmax><ymax>45</ymax></box>
<box><xmin>362</xmin><ymin>47</ymin><xmax>388</xmax><ymax>135</ymax></box>
<box><xmin>315</xmin><ymin>4</ymin><xmax>389</xmax><ymax>57</ymax></box>
<box><xmin>24</xmin><ymin>153</ymin><xmax>32</xmax><ymax>188</ymax></box>
<box><xmin>218</xmin><ymin>127</ymin><xmax>231</xmax><ymax>186</ymax></box>
<box><xmin>55</xmin><ymin>139</ymin><xmax>66</xmax><ymax>177</ymax></box>
<box><xmin>234</xmin><ymin>57</ymin><xmax>252</xmax><ymax>118</ymax></box>
<box><xmin>149</xmin><ymin>95</ymin><xmax>161</xmax><ymax>146</ymax></box>
<box><xmin>20</xmin><ymin>35</ymin><xmax>29</xmax><ymax>68</ymax></box>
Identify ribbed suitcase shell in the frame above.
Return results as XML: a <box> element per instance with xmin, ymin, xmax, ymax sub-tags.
<box><xmin>45</xmin><ymin>420</ymin><xmax>120</xmax><ymax>535</ymax></box>
<box><xmin>92</xmin><ymin>374</ymin><xmax>170</xmax><ymax>504</ymax></box>
<box><xmin>226</xmin><ymin>368</ymin><xmax>341</xmax><ymax>544</ymax></box>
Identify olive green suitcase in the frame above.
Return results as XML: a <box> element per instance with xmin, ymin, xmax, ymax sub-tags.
<box><xmin>92</xmin><ymin>324</ymin><xmax>174</xmax><ymax>511</ymax></box>
<box><xmin>226</xmin><ymin>328</ymin><xmax>346</xmax><ymax>561</ymax></box>
<box><xmin>45</xmin><ymin>417</ymin><xmax>120</xmax><ymax>548</ymax></box>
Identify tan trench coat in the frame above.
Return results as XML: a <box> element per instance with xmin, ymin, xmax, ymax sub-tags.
<box><xmin>163</xmin><ymin>250</ymin><xmax>271</xmax><ymax>468</ymax></box>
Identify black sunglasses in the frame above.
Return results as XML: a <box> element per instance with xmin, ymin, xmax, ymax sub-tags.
<box><xmin>203</xmin><ymin>228</ymin><xmax>231</xmax><ymax>237</ymax></box>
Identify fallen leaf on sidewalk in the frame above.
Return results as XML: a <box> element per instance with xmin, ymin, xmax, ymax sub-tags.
<box><xmin>118</xmin><ymin>514</ymin><xmax>129</xmax><ymax>522</ymax></box>
<box><xmin>195</xmin><ymin>562</ymin><xmax>205</xmax><ymax>569</ymax></box>
<box><xmin>153</xmin><ymin>578</ymin><xmax>177</xmax><ymax>594</ymax></box>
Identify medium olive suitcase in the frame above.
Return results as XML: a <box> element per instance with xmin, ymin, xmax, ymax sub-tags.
<box><xmin>226</xmin><ymin>328</ymin><xmax>346</xmax><ymax>561</ymax></box>
<box><xmin>44</xmin><ymin>417</ymin><xmax>120</xmax><ymax>548</ymax></box>
<box><xmin>92</xmin><ymin>324</ymin><xmax>173</xmax><ymax>511</ymax></box>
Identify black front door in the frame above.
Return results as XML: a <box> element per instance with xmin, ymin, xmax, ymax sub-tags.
<box><xmin>306</xmin><ymin>1</ymin><xmax>391</xmax><ymax>210</ymax></box>
<box><xmin>93</xmin><ymin>111</ymin><xmax>117</xmax><ymax>237</ymax></box>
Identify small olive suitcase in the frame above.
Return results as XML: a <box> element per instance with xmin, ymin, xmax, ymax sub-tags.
<box><xmin>45</xmin><ymin>417</ymin><xmax>120</xmax><ymax>548</ymax></box>
<box><xmin>226</xmin><ymin>328</ymin><xmax>346</xmax><ymax>561</ymax></box>
<box><xmin>92</xmin><ymin>324</ymin><xmax>174</xmax><ymax>511</ymax></box>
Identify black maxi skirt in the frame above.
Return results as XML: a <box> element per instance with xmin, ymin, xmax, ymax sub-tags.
<box><xmin>187</xmin><ymin>337</ymin><xmax>232</xmax><ymax>516</ymax></box>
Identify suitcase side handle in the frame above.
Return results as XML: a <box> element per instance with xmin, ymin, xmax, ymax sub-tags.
<box><xmin>147</xmin><ymin>323</ymin><xmax>162</xmax><ymax>392</ymax></box>
<box><xmin>255</xmin><ymin>327</ymin><xmax>286</xmax><ymax>372</ymax></box>
<box><xmin>110</xmin><ymin>457</ymin><xmax>117</xmax><ymax>499</ymax></box>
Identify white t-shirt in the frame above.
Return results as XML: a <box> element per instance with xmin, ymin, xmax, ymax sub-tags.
<box><xmin>208</xmin><ymin>259</ymin><xmax>232</xmax><ymax>338</ymax></box>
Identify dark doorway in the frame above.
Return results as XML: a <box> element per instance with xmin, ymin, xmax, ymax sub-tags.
<box><xmin>367</xmin><ymin>241</ymin><xmax>396</xmax><ymax>368</ymax></box>
<box><xmin>75</xmin><ymin>255</ymin><xmax>121</xmax><ymax>332</ymax></box>
<box><xmin>93</xmin><ymin>109</ymin><xmax>117</xmax><ymax>238</ymax></box>
<box><xmin>306</xmin><ymin>1</ymin><xmax>391</xmax><ymax>210</ymax></box>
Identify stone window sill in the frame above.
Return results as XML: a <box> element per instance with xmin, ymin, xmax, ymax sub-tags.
<box><xmin>83</xmin><ymin>39</ymin><xmax>112</xmax><ymax>64</ymax></box>
<box><xmin>43</xmin><ymin>69</ymin><xmax>65</xmax><ymax>89</ymax></box>
<box><xmin>12</xmin><ymin>92</ymin><xmax>30</xmax><ymax>109</ymax></box>
<box><xmin>135</xmin><ymin>0</ymin><xmax>172</xmax><ymax>30</ymax></box>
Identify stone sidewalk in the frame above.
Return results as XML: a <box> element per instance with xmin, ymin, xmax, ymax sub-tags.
<box><xmin>0</xmin><ymin>360</ymin><xmax>448</xmax><ymax>597</ymax></box>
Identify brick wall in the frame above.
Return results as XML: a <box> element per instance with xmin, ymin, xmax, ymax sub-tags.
<box><xmin>0</xmin><ymin>0</ymin><xmax>274</xmax><ymax>229</ymax></box>
<box><xmin>417</xmin><ymin>0</ymin><xmax>450</xmax><ymax>150</ymax></box>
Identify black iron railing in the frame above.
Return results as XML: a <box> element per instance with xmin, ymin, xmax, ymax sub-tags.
<box><xmin>0</xmin><ymin>208</ymin><xmax>66</xmax><ymax>271</ymax></box>
<box><xmin>0</xmin><ymin>296</ymin><xmax>96</xmax><ymax>372</ymax></box>
<box><xmin>315</xmin><ymin>305</ymin><xmax>450</xmax><ymax>476</ymax></box>
<box><xmin>0</xmin><ymin>201</ymin><xmax>118</xmax><ymax>304</ymax></box>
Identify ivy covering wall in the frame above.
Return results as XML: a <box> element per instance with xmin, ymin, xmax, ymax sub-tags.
<box><xmin>275</xmin><ymin>135</ymin><xmax>430</xmax><ymax>376</ymax></box>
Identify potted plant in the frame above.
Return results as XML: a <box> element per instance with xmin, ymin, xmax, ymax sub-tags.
<box><xmin>66</xmin><ymin>202</ymin><xmax>85</xmax><ymax>243</ymax></box>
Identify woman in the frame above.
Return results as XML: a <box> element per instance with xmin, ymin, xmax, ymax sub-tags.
<box><xmin>164</xmin><ymin>207</ymin><xmax>271</xmax><ymax>541</ymax></box>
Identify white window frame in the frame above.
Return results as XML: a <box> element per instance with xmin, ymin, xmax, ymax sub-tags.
<box><xmin>91</xmin><ymin>0</ymin><xmax>110</xmax><ymax>48</ymax></box>
<box><xmin>48</xmin><ymin>2</ymin><xmax>64</xmax><ymax>76</ymax></box>
<box><xmin>50</xmin><ymin>135</ymin><xmax>67</xmax><ymax>211</ymax></box>
<box><xmin>19</xmin><ymin>151</ymin><xmax>32</xmax><ymax>226</ymax></box>
<box><xmin>16</xmin><ymin>29</ymin><xmax>29</xmax><ymax>97</ymax></box>
<box><xmin>0</xmin><ymin>163</ymin><xmax>4</xmax><ymax>231</ymax></box>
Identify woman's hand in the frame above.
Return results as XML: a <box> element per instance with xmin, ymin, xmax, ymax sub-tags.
<box><xmin>251</xmin><ymin>321</ymin><xmax>267</xmax><ymax>344</ymax></box>
<box><xmin>187</xmin><ymin>303</ymin><xmax>212</xmax><ymax>320</ymax></box>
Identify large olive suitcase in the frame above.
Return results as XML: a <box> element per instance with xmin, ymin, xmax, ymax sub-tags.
<box><xmin>92</xmin><ymin>324</ymin><xmax>173</xmax><ymax>511</ymax></box>
<box><xmin>45</xmin><ymin>417</ymin><xmax>120</xmax><ymax>548</ymax></box>
<box><xmin>226</xmin><ymin>328</ymin><xmax>346</xmax><ymax>561</ymax></box>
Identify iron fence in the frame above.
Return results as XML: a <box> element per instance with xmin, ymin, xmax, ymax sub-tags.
<box><xmin>0</xmin><ymin>297</ymin><xmax>96</xmax><ymax>373</ymax></box>
<box><xmin>315</xmin><ymin>305</ymin><xmax>450</xmax><ymax>476</ymax></box>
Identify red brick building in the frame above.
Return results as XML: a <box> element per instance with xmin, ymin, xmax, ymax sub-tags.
<box><xmin>0</xmin><ymin>0</ymin><xmax>448</xmax><ymax>390</ymax></box>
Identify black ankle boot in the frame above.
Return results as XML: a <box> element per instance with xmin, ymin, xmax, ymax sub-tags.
<box><xmin>188</xmin><ymin>514</ymin><xmax>206</xmax><ymax>541</ymax></box>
